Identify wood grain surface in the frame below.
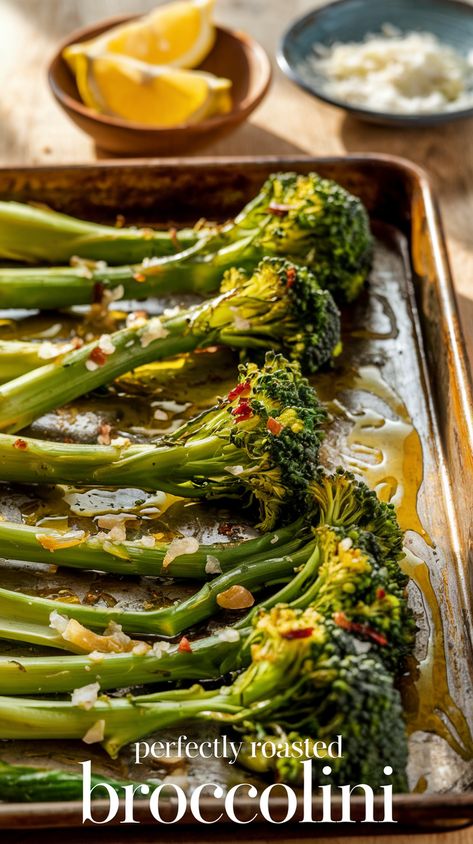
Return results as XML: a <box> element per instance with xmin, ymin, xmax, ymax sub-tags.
<box><xmin>0</xmin><ymin>1</ymin><xmax>472</xmax><ymax>843</ymax></box>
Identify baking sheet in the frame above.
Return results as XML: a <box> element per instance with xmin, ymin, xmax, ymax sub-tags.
<box><xmin>0</xmin><ymin>156</ymin><xmax>471</xmax><ymax>829</ymax></box>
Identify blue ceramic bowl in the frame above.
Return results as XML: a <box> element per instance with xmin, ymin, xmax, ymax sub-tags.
<box><xmin>278</xmin><ymin>0</ymin><xmax>473</xmax><ymax>126</ymax></box>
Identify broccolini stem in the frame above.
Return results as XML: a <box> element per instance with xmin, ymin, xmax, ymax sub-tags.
<box><xmin>0</xmin><ymin>550</ymin><xmax>308</xmax><ymax>637</ymax></box>
<box><xmin>0</xmin><ymin>543</ymin><xmax>319</xmax><ymax>692</ymax></box>
<box><xmin>0</xmin><ymin>200</ymin><xmax>202</xmax><ymax>264</ymax></box>
<box><xmin>0</xmin><ymin>431</ymin><xmax>244</xmax><ymax>489</ymax></box>
<box><xmin>0</xmin><ymin>247</ymin><xmax>232</xmax><ymax>310</ymax></box>
<box><xmin>0</xmin><ymin>340</ymin><xmax>74</xmax><ymax>382</ymax></box>
<box><xmin>0</xmin><ymin>759</ymin><xmax>161</xmax><ymax>803</ymax></box>
<box><xmin>0</xmin><ymin>518</ymin><xmax>305</xmax><ymax>578</ymax></box>
<box><xmin>0</xmin><ymin>689</ymin><xmax>242</xmax><ymax>757</ymax></box>
<box><xmin>0</xmin><ymin>617</ymin><xmax>78</xmax><ymax>651</ymax></box>
<box><xmin>0</xmin><ymin>630</ymin><xmax>243</xmax><ymax>695</ymax></box>
<box><xmin>0</xmin><ymin>310</ymin><xmax>198</xmax><ymax>433</ymax></box>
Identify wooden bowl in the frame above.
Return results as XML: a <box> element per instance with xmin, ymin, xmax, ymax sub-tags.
<box><xmin>48</xmin><ymin>16</ymin><xmax>272</xmax><ymax>155</ymax></box>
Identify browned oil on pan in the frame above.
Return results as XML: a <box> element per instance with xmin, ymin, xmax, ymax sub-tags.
<box><xmin>0</xmin><ymin>155</ymin><xmax>471</xmax><ymax>833</ymax></box>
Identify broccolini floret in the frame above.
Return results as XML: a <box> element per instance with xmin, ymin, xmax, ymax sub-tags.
<box><xmin>309</xmin><ymin>468</ymin><xmax>405</xmax><ymax>572</ymax></box>
<box><xmin>302</xmin><ymin>526</ymin><xmax>414</xmax><ymax>669</ymax></box>
<box><xmin>230</xmin><ymin>171</ymin><xmax>373</xmax><ymax>302</ymax></box>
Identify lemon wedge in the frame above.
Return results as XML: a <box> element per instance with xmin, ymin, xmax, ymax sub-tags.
<box><xmin>64</xmin><ymin>0</ymin><xmax>217</xmax><ymax>71</ymax></box>
<box><xmin>74</xmin><ymin>53</ymin><xmax>232</xmax><ymax>127</ymax></box>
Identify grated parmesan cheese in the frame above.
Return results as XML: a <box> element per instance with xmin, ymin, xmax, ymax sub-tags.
<box><xmin>303</xmin><ymin>26</ymin><xmax>473</xmax><ymax>114</ymax></box>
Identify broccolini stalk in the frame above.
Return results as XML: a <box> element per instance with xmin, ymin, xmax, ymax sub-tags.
<box><xmin>0</xmin><ymin>469</ymin><xmax>402</xmax><ymax>581</ymax></box>
<box><xmin>0</xmin><ymin>615</ymin><xmax>83</xmax><ymax>651</ymax></box>
<box><xmin>0</xmin><ymin>605</ymin><xmax>408</xmax><ymax>792</ymax></box>
<box><xmin>0</xmin><ymin>173</ymin><xmax>372</xmax><ymax>309</ymax></box>
<box><xmin>0</xmin><ymin>759</ymin><xmax>160</xmax><ymax>803</ymax></box>
<box><xmin>0</xmin><ymin>627</ymin><xmax>245</xmax><ymax>694</ymax></box>
<box><xmin>0</xmin><ymin>353</ymin><xmax>328</xmax><ymax>530</ymax></box>
<box><xmin>0</xmin><ymin>537</ymin><xmax>324</xmax><ymax>691</ymax></box>
<box><xmin>0</xmin><ymin>546</ymin><xmax>312</xmax><ymax>638</ymax></box>
<box><xmin>0</xmin><ymin>522</ymin><xmax>412</xmax><ymax>692</ymax></box>
<box><xmin>0</xmin><ymin>259</ymin><xmax>339</xmax><ymax>433</ymax></box>
<box><xmin>0</xmin><ymin>340</ymin><xmax>81</xmax><ymax>382</ymax></box>
<box><xmin>0</xmin><ymin>200</ymin><xmax>201</xmax><ymax>264</ymax></box>
<box><xmin>0</xmin><ymin>343</ymin><xmax>236</xmax><ymax>388</ymax></box>
<box><xmin>0</xmin><ymin>564</ymin><xmax>306</xmax><ymax>692</ymax></box>
<box><xmin>0</xmin><ymin>517</ymin><xmax>307</xmax><ymax>578</ymax></box>
<box><xmin>0</xmin><ymin>239</ymin><xmax>219</xmax><ymax>310</ymax></box>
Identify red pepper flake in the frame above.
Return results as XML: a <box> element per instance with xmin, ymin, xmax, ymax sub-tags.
<box><xmin>97</xmin><ymin>423</ymin><xmax>112</xmax><ymax>445</ymax></box>
<box><xmin>231</xmin><ymin>399</ymin><xmax>254</xmax><ymax>422</ymax></box>
<box><xmin>133</xmin><ymin>273</ymin><xmax>146</xmax><ymax>283</ymax></box>
<box><xmin>168</xmin><ymin>227</ymin><xmax>180</xmax><ymax>250</ymax></box>
<box><xmin>333</xmin><ymin>611</ymin><xmax>388</xmax><ymax>647</ymax></box>
<box><xmin>363</xmin><ymin>628</ymin><xmax>388</xmax><ymax>647</ymax></box>
<box><xmin>376</xmin><ymin>588</ymin><xmax>386</xmax><ymax>600</ymax></box>
<box><xmin>177</xmin><ymin>636</ymin><xmax>192</xmax><ymax>653</ymax></box>
<box><xmin>13</xmin><ymin>438</ymin><xmax>28</xmax><ymax>450</ymax></box>
<box><xmin>267</xmin><ymin>202</ymin><xmax>292</xmax><ymax>217</ymax></box>
<box><xmin>92</xmin><ymin>282</ymin><xmax>105</xmax><ymax>303</ymax></box>
<box><xmin>218</xmin><ymin>523</ymin><xmax>237</xmax><ymax>537</ymax></box>
<box><xmin>281</xmin><ymin>627</ymin><xmax>314</xmax><ymax>640</ymax></box>
<box><xmin>286</xmin><ymin>267</ymin><xmax>297</xmax><ymax>288</ymax></box>
<box><xmin>89</xmin><ymin>346</ymin><xmax>107</xmax><ymax>367</ymax></box>
<box><xmin>267</xmin><ymin>417</ymin><xmax>283</xmax><ymax>436</ymax></box>
<box><xmin>228</xmin><ymin>380</ymin><xmax>251</xmax><ymax>402</ymax></box>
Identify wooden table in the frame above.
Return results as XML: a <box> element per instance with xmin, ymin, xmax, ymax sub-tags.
<box><xmin>1</xmin><ymin>1</ymin><xmax>472</xmax><ymax>842</ymax></box>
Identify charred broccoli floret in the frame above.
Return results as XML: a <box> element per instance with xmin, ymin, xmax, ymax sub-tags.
<box><xmin>229</xmin><ymin>171</ymin><xmax>373</xmax><ymax>302</ymax></box>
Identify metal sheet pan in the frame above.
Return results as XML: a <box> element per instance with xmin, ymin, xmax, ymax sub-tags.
<box><xmin>0</xmin><ymin>155</ymin><xmax>471</xmax><ymax>832</ymax></box>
